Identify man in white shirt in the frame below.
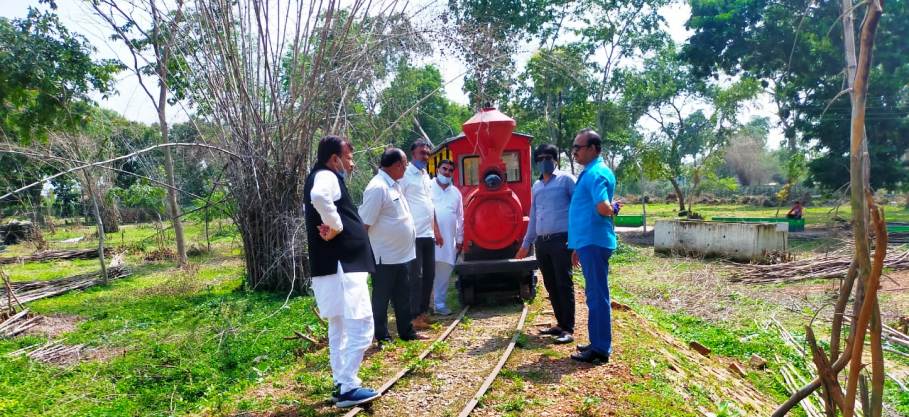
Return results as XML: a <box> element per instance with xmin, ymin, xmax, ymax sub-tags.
<box><xmin>359</xmin><ymin>148</ymin><xmax>427</xmax><ymax>346</ymax></box>
<box><xmin>303</xmin><ymin>136</ymin><xmax>379</xmax><ymax>408</ymax></box>
<box><xmin>400</xmin><ymin>140</ymin><xmax>442</xmax><ymax>329</ymax></box>
<box><xmin>430</xmin><ymin>159</ymin><xmax>463</xmax><ymax>315</ymax></box>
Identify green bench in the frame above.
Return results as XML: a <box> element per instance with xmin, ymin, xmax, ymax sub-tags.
<box><xmin>614</xmin><ymin>214</ymin><xmax>645</xmax><ymax>227</ymax></box>
<box><xmin>711</xmin><ymin>217</ymin><xmax>806</xmax><ymax>232</ymax></box>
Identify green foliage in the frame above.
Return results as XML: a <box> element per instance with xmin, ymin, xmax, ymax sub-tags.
<box><xmin>511</xmin><ymin>45</ymin><xmax>597</xmax><ymax>164</ymax></box>
<box><xmin>684</xmin><ymin>0</ymin><xmax>909</xmax><ymax>191</ymax></box>
<box><xmin>619</xmin><ymin>43</ymin><xmax>758</xmax><ymax>208</ymax></box>
<box><xmin>377</xmin><ymin>62</ymin><xmax>470</xmax><ymax>144</ymax></box>
<box><xmin>188</xmin><ymin>190</ymin><xmax>232</xmax><ymax>222</ymax></box>
<box><xmin>0</xmin><ymin>8</ymin><xmax>121</xmax><ymax>142</ymax></box>
<box><xmin>445</xmin><ymin>0</ymin><xmax>570</xmax><ymax>106</ymax></box>
<box><xmin>110</xmin><ymin>182</ymin><xmax>166</xmax><ymax>216</ymax></box>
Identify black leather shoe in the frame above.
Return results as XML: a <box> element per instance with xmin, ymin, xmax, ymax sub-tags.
<box><xmin>576</xmin><ymin>344</ymin><xmax>591</xmax><ymax>352</ymax></box>
<box><xmin>554</xmin><ymin>332</ymin><xmax>574</xmax><ymax>344</ymax></box>
<box><xmin>571</xmin><ymin>349</ymin><xmax>609</xmax><ymax>364</ymax></box>
<box><xmin>376</xmin><ymin>338</ymin><xmax>393</xmax><ymax>350</ymax></box>
<box><xmin>538</xmin><ymin>326</ymin><xmax>562</xmax><ymax>336</ymax></box>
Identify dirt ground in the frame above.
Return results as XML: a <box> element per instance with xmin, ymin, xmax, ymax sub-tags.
<box><xmin>474</xmin><ymin>282</ymin><xmax>777</xmax><ymax>417</ymax></box>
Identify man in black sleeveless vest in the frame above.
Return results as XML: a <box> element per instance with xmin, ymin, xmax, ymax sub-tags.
<box><xmin>303</xmin><ymin>136</ymin><xmax>380</xmax><ymax>408</ymax></box>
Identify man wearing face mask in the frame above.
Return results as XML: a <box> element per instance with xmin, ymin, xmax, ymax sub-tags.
<box><xmin>429</xmin><ymin>159</ymin><xmax>463</xmax><ymax>315</ymax></box>
<box><xmin>303</xmin><ymin>136</ymin><xmax>379</xmax><ymax>408</ymax></box>
<box><xmin>359</xmin><ymin>148</ymin><xmax>427</xmax><ymax>347</ymax></box>
<box><xmin>515</xmin><ymin>144</ymin><xmax>577</xmax><ymax>344</ymax></box>
<box><xmin>400</xmin><ymin>140</ymin><xmax>443</xmax><ymax>329</ymax></box>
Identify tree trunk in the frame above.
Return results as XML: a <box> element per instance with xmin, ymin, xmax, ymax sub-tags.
<box><xmin>842</xmin><ymin>1</ymin><xmax>884</xmax><ymax>415</ymax></box>
<box><xmin>157</xmin><ymin>49</ymin><xmax>187</xmax><ymax>266</ymax></box>
<box><xmin>82</xmin><ymin>171</ymin><xmax>108</xmax><ymax>284</ymax></box>
<box><xmin>235</xmin><ymin>204</ymin><xmax>308</xmax><ymax>294</ymax></box>
<box><xmin>669</xmin><ymin>178</ymin><xmax>686</xmax><ymax>213</ymax></box>
<box><xmin>99</xmin><ymin>197</ymin><xmax>120</xmax><ymax>233</ymax></box>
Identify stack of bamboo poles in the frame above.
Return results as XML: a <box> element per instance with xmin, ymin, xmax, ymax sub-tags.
<box><xmin>0</xmin><ymin>308</ymin><xmax>41</xmax><ymax>337</ymax></box>
<box><xmin>729</xmin><ymin>250</ymin><xmax>909</xmax><ymax>284</ymax></box>
<box><xmin>890</xmin><ymin>232</ymin><xmax>909</xmax><ymax>245</ymax></box>
<box><xmin>7</xmin><ymin>341</ymin><xmax>85</xmax><ymax>364</ymax></box>
<box><xmin>843</xmin><ymin>316</ymin><xmax>909</xmax><ymax>355</ymax></box>
<box><xmin>0</xmin><ymin>248</ymin><xmax>107</xmax><ymax>265</ymax></box>
<box><xmin>0</xmin><ymin>266</ymin><xmax>129</xmax><ymax>309</ymax></box>
<box><xmin>771</xmin><ymin>318</ymin><xmax>828</xmax><ymax>417</ymax></box>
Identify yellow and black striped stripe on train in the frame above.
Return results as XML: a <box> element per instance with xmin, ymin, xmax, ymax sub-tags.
<box><xmin>428</xmin><ymin>146</ymin><xmax>453</xmax><ymax>177</ymax></box>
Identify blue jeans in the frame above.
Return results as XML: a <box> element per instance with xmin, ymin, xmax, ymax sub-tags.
<box><xmin>577</xmin><ymin>245</ymin><xmax>613</xmax><ymax>356</ymax></box>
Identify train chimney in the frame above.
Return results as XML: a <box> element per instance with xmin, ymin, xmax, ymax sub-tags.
<box><xmin>461</xmin><ymin>107</ymin><xmax>515</xmax><ymax>191</ymax></box>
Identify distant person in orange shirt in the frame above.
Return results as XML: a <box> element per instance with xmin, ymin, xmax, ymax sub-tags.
<box><xmin>786</xmin><ymin>201</ymin><xmax>803</xmax><ymax>220</ymax></box>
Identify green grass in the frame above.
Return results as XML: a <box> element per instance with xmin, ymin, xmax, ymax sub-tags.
<box><xmin>607</xmin><ymin>245</ymin><xmax>909</xmax><ymax>416</ymax></box>
<box><xmin>0</xmin><ymin>219</ymin><xmax>238</xmax><ymax>256</ymax></box>
<box><xmin>619</xmin><ymin>203</ymin><xmax>909</xmax><ymax>226</ymax></box>
<box><xmin>3</xmin><ymin>257</ymin><xmax>102</xmax><ymax>282</ymax></box>
<box><xmin>0</xmin><ymin>253</ymin><xmax>325</xmax><ymax>417</ymax></box>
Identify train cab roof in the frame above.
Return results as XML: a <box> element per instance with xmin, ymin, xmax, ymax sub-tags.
<box><xmin>432</xmin><ymin>131</ymin><xmax>534</xmax><ymax>153</ymax></box>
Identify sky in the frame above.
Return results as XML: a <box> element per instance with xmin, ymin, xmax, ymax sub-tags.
<box><xmin>2</xmin><ymin>0</ymin><xmax>782</xmax><ymax>147</ymax></box>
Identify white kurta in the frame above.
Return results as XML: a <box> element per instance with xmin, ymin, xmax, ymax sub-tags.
<box><xmin>400</xmin><ymin>163</ymin><xmax>436</xmax><ymax>238</ymax></box>
<box><xmin>430</xmin><ymin>179</ymin><xmax>464</xmax><ymax>265</ymax></box>
<box><xmin>308</xmin><ymin>171</ymin><xmax>372</xmax><ymax>320</ymax></box>
<box><xmin>307</xmin><ymin>169</ymin><xmax>374</xmax><ymax>394</ymax></box>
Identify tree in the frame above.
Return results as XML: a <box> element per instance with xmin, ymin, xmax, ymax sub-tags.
<box><xmin>720</xmin><ymin>118</ymin><xmax>781</xmax><ymax>187</ymax></box>
<box><xmin>513</xmin><ymin>46</ymin><xmax>596</xmax><ymax>172</ymax></box>
<box><xmin>0</xmin><ymin>6</ymin><xmax>119</xmax><ymax>224</ymax></box>
<box><xmin>0</xmin><ymin>8</ymin><xmax>120</xmax><ymax>143</ymax></box>
<box><xmin>90</xmin><ymin>0</ymin><xmax>190</xmax><ymax>265</ymax></box>
<box><xmin>622</xmin><ymin>44</ymin><xmax>759</xmax><ymax>212</ymax></box>
<box><xmin>683</xmin><ymin>0</ymin><xmax>909</xmax><ymax>192</ymax></box>
<box><xmin>376</xmin><ymin>62</ymin><xmax>470</xmax><ymax>145</ymax></box>
<box><xmin>444</xmin><ymin>0</ymin><xmax>570</xmax><ymax>107</ymax></box>
<box><xmin>179</xmin><ymin>0</ymin><xmax>428</xmax><ymax>293</ymax></box>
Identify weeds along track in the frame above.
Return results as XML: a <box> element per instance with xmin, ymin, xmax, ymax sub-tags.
<box><xmin>343</xmin><ymin>303</ymin><xmax>529</xmax><ymax>417</ymax></box>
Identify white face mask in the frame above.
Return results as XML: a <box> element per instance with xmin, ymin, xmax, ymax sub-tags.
<box><xmin>437</xmin><ymin>174</ymin><xmax>451</xmax><ymax>185</ymax></box>
<box><xmin>332</xmin><ymin>155</ymin><xmax>351</xmax><ymax>179</ymax></box>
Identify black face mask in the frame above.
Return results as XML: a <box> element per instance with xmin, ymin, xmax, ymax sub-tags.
<box><xmin>535</xmin><ymin>159</ymin><xmax>556</xmax><ymax>174</ymax></box>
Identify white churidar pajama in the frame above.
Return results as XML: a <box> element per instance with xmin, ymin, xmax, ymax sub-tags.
<box><xmin>430</xmin><ymin>180</ymin><xmax>463</xmax><ymax>311</ymax></box>
<box><xmin>310</xmin><ymin>170</ymin><xmax>374</xmax><ymax>394</ymax></box>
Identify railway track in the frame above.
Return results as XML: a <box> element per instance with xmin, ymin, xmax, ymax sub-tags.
<box><xmin>342</xmin><ymin>302</ymin><xmax>529</xmax><ymax>417</ymax></box>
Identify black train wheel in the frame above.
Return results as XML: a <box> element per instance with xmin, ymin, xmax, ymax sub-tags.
<box><xmin>459</xmin><ymin>282</ymin><xmax>476</xmax><ymax>306</ymax></box>
<box><xmin>519</xmin><ymin>274</ymin><xmax>537</xmax><ymax>301</ymax></box>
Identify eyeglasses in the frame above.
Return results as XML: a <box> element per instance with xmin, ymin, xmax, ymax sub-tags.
<box><xmin>572</xmin><ymin>143</ymin><xmax>591</xmax><ymax>151</ymax></box>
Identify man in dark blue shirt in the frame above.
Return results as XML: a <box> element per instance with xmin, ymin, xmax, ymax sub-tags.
<box><xmin>516</xmin><ymin>144</ymin><xmax>577</xmax><ymax>344</ymax></box>
<box><xmin>567</xmin><ymin>128</ymin><xmax>617</xmax><ymax>364</ymax></box>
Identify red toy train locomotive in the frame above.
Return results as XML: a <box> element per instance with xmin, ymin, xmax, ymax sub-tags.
<box><xmin>428</xmin><ymin>107</ymin><xmax>538</xmax><ymax>304</ymax></box>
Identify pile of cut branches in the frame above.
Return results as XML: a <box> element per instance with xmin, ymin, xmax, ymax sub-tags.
<box><xmin>0</xmin><ymin>308</ymin><xmax>41</xmax><ymax>337</ymax></box>
<box><xmin>729</xmin><ymin>250</ymin><xmax>909</xmax><ymax>284</ymax></box>
<box><xmin>7</xmin><ymin>340</ymin><xmax>85</xmax><ymax>364</ymax></box>
<box><xmin>0</xmin><ymin>266</ymin><xmax>129</xmax><ymax>309</ymax></box>
<box><xmin>0</xmin><ymin>248</ymin><xmax>108</xmax><ymax>265</ymax></box>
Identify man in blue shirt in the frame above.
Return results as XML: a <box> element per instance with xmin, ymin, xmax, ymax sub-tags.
<box><xmin>567</xmin><ymin>128</ymin><xmax>617</xmax><ymax>364</ymax></box>
<box><xmin>516</xmin><ymin>144</ymin><xmax>576</xmax><ymax>344</ymax></box>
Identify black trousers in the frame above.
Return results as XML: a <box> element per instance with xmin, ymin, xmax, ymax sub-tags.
<box><xmin>410</xmin><ymin>237</ymin><xmax>436</xmax><ymax>316</ymax></box>
<box><xmin>536</xmin><ymin>233</ymin><xmax>575</xmax><ymax>333</ymax></box>
<box><xmin>371</xmin><ymin>263</ymin><xmax>416</xmax><ymax>341</ymax></box>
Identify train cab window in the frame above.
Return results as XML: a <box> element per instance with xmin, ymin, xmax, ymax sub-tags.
<box><xmin>461</xmin><ymin>156</ymin><xmax>480</xmax><ymax>186</ymax></box>
<box><xmin>503</xmin><ymin>151</ymin><xmax>521</xmax><ymax>183</ymax></box>
<box><xmin>460</xmin><ymin>153</ymin><xmax>521</xmax><ymax>185</ymax></box>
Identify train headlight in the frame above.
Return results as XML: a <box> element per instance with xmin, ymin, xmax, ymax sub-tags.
<box><xmin>484</xmin><ymin>173</ymin><xmax>503</xmax><ymax>190</ymax></box>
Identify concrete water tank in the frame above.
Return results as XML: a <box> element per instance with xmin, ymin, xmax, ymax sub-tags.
<box><xmin>654</xmin><ymin>220</ymin><xmax>788</xmax><ymax>262</ymax></box>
